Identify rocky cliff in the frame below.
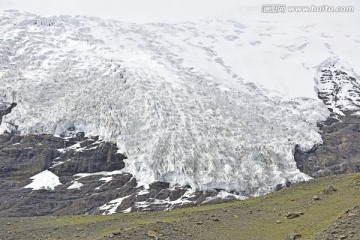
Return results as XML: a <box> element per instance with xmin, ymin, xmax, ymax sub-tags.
<box><xmin>295</xmin><ymin>62</ymin><xmax>360</xmax><ymax>177</ymax></box>
<box><xmin>0</xmin><ymin>130</ymin><xmax>237</xmax><ymax>217</ymax></box>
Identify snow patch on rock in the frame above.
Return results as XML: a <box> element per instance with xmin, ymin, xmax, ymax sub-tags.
<box><xmin>99</xmin><ymin>196</ymin><xmax>130</xmax><ymax>215</ymax></box>
<box><xmin>24</xmin><ymin>170</ymin><xmax>61</xmax><ymax>190</ymax></box>
<box><xmin>67</xmin><ymin>181</ymin><xmax>83</xmax><ymax>190</ymax></box>
<box><xmin>315</xmin><ymin>58</ymin><xmax>360</xmax><ymax>117</ymax></box>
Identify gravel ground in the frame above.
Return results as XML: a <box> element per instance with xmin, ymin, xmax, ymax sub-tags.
<box><xmin>316</xmin><ymin>205</ymin><xmax>360</xmax><ymax>240</ymax></box>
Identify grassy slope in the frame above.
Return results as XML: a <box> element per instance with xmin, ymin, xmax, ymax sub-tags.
<box><xmin>1</xmin><ymin>173</ymin><xmax>360</xmax><ymax>240</ymax></box>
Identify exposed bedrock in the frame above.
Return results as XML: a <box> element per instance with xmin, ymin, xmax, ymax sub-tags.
<box><xmin>295</xmin><ymin>115</ymin><xmax>360</xmax><ymax>177</ymax></box>
<box><xmin>295</xmin><ymin>63</ymin><xmax>360</xmax><ymax>177</ymax></box>
<box><xmin>0</xmin><ymin>132</ymin><xmax>236</xmax><ymax>217</ymax></box>
<box><xmin>0</xmin><ymin>133</ymin><xmax>126</xmax><ymax>178</ymax></box>
<box><xmin>0</xmin><ymin>102</ymin><xmax>16</xmax><ymax>126</ymax></box>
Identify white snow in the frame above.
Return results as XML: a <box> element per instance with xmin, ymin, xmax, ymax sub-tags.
<box><xmin>315</xmin><ymin>58</ymin><xmax>360</xmax><ymax>116</ymax></box>
<box><xmin>24</xmin><ymin>170</ymin><xmax>62</xmax><ymax>190</ymax></box>
<box><xmin>67</xmin><ymin>181</ymin><xmax>83</xmax><ymax>189</ymax></box>
<box><xmin>99</xmin><ymin>177</ymin><xmax>113</xmax><ymax>183</ymax></box>
<box><xmin>134</xmin><ymin>188</ymin><xmax>195</xmax><ymax>211</ymax></box>
<box><xmin>1</xmin><ymin>9</ymin><xmax>358</xmax><ymax>196</ymax></box>
<box><xmin>99</xmin><ymin>196</ymin><xmax>130</xmax><ymax>215</ymax></box>
<box><xmin>122</xmin><ymin>207</ymin><xmax>132</xmax><ymax>213</ymax></box>
<box><xmin>203</xmin><ymin>191</ymin><xmax>248</xmax><ymax>203</ymax></box>
<box><xmin>1</xmin><ymin>0</ymin><xmax>359</xmax><ymax>25</ymax></box>
<box><xmin>50</xmin><ymin>161</ymin><xmax>64</xmax><ymax>168</ymax></box>
<box><xmin>74</xmin><ymin>170</ymin><xmax>124</xmax><ymax>180</ymax></box>
<box><xmin>137</xmin><ymin>189</ymin><xmax>150</xmax><ymax>195</ymax></box>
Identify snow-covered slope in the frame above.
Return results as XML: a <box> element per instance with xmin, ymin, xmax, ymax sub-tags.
<box><xmin>316</xmin><ymin>58</ymin><xmax>360</xmax><ymax>117</ymax></box>
<box><xmin>1</xmin><ymin>10</ymin><xmax>358</xmax><ymax>196</ymax></box>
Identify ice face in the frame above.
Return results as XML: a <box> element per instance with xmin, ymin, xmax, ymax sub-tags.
<box><xmin>0</xmin><ymin>11</ymin><xmax>339</xmax><ymax>196</ymax></box>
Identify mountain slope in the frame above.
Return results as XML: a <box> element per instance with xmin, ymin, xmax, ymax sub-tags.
<box><xmin>1</xmin><ymin>173</ymin><xmax>360</xmax><ymax>240</ymax></box>
<box><xmin>0</xmin><ymin>10</ymin><xmax>358</xmax><ymax>205</ymax></box>
<box><xmin>316</xmin><ymin>58</ymin><xmax>360</xmax><ymax>117</ymax></box>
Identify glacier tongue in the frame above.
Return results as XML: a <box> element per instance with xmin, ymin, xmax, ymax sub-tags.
<box><xmin>0</xmin><ymin>10</ymin><xmax>332</xmax><ymax>196</ymax></box>
<box><xmin>119</xmin><ymin>75</ymin><xmax>329</xmax><ymax>195</ymax></box>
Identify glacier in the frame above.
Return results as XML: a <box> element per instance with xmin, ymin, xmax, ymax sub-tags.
<box><xmin>2</xmin><ymin>9</ymin><xmax>359</xmax><ymax>197</ymax></box>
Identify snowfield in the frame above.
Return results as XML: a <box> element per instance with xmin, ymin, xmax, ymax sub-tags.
<box><xmin>1</xmin><ymin>10</ymin><xmax>359</xmax><ymax>196</ymax></box>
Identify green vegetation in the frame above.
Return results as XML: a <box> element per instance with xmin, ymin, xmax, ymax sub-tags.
<box><xmin>1</xmin><ymin>173</ymin><xmax>360</xmax><ymax>240</ymax></box>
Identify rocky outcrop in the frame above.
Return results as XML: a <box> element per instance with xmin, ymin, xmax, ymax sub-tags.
<box><xmin>295</xmin><ymin>115</ymin><xmax>360</xmax><ymax>177</ymax></box>
<box><xmin>0</xmin><ymin>132</ymin><xmax>236</xmax><ymax>217</ymax></box>
<box><xmin>50</xmin><ymin>136</ymin><xmax>126</xmax><ymax>176</ymax></box>
<box><xmin>316</xmin><ymin>63</ymin><xmax>360</xmax><ymax>116</ymax></box>
<box><xmin>0</xmin><ymin>102</ymin><xmax>16</xmax><ymax>126</ymax></box>
<box><xmin>0</xmin><ymin>133</ymin><xmax>128</xmax><ymax>216</ymax></box>
<box><xmin>295</xmin><ymin>64</ymin><xmax>360</xmax><ymax>177</ymax></box>
<box><xmin>0</xmin><ymin>133</ymin><xmax>126</xmax><ymax>178</ymax></box>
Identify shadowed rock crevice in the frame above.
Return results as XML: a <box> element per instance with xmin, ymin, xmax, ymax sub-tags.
<box><xmin>0</xmin><ymin>102</ymin><xmax>16</xmax><ymax>126</ymax></box>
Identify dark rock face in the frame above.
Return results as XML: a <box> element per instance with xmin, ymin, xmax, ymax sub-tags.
<box><xmin>51</xmin><ymin>138</ymin><xmax>126</xmax><ymax>176</ymax></box>
<box><xmin>0</xmin><ymin>102</ymin><xmax>17</xmax><ymax>126</ymax></box>
<box><xmin>316</xmin><ymin>66</ymin><xmax>360</xmax><ymax>115</ymax></box>
<box><xmin>0</xmin><ymin>133</ymin><xmax>128</xmax><ymax>216</ymax></box>
<box><xmin>295</xmin><ymin>115</ymin><xmax>360</xmax><ymax>177</ymax></box>
<box><xmin>0</xmin><ymin>132</ymin><xmax>233</xmax><ymax>217</ymax></box>
<box><xmin>295</xmin><ymin>65</ymin><xmax>360</xmax><ymax>177</ymax></box>
<box><xmin>0</xmin><ymin>134</ymin><xmax>125</xmax><ymax>178</ymax></box>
